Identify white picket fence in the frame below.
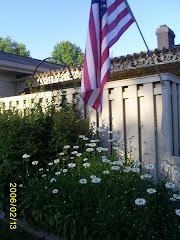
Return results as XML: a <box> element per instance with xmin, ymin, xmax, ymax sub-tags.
<box><xmin>1</xmin><ymin>72</ymin><xmax>180</xmax><ymax>185</ymax></box>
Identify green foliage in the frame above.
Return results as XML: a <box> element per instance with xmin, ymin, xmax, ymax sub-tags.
<box><xmin>0</xmin><ymin>91</ymin><xmax>180</xmax><ymax>239</ymax></box>
<box><xmin>51</xmin><ymin>40</ymin><xmax>84</xmax><ymax>67</ymax></box>
<box><xmin>2</xmin><ymin>130</ymin><xmax>180</xmax><ymax>239</ymax></box>
<box><xmin>0</xmin><ymin>91</ymin><xmax>91</xmax><ymax>214</ymax></box>
<box><xmin>0</xmin><ymin>36</ymin><xmax>30</xmax><ymax>57</ymax></box>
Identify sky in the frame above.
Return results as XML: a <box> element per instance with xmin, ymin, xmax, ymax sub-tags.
<box><xmin>0</xmin><ymin>0</ymin><xmax>180</xmax><ymax>60</ymax></box>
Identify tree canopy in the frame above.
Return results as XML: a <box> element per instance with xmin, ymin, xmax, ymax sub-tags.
<box><xmin>0</xmin><ymin>36</ymin><xmax>30</xmax><ymax>57</ymax></box>
<box><xmin>51</xmin><ymin>40</ymin><xmax>84</xmax><ymax>67</ymax></box>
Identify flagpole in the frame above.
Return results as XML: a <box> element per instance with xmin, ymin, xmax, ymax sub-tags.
<box><xmin>124</xmin><ymin>0</ymin><xmax>164</xmax><ymax>84</ymax></box>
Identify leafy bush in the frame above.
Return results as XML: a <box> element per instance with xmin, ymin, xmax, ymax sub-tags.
<box><xmin>17</xmin><ymin>136</ymin><xmax>180</xmax><ymax>239</ymax></box>
<box><xmin>0</xmin><ymin>91</ymin><xmax>180</xmax><ymax>239</ymax></box>
<box><xmin>0</xmin><ymin>90</ymin><xmax>91</xmax><ymax>213</ymax></box>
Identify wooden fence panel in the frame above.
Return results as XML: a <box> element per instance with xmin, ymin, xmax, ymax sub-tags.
<box><xmin>142</xmin><ymin>83</ymin><xmax>156</xmax><ymax>177</ymax></box>
<box><xmin>111</xmin><ymin>86</ymin><xmax>125</xmax><ymax>156</ymax></box>
<box><xmin>172</xmin><ymin>83</ymin><xmax>179</xmax><ymax>156</ymax></box>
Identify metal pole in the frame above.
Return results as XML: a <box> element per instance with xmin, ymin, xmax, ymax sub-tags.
<box><xmin>32</xmin><ymin>57</ymin><xmax>75</xmax><ymax>87</ymax></box>
<box><xmin>124</xmin><ymin>0</ymin><xmax>164</xmax><ymax>84</ymax></box>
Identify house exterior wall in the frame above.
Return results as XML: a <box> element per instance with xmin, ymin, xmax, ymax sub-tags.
<box><xmin>0</xmin><ymin>71</ymin><xmax>16</xmax><ymax>97</ymax></box>
<box><xmin>1</xmin><ymin>73</ymin><xmax>180</xmax><ymax>187</ymax></box>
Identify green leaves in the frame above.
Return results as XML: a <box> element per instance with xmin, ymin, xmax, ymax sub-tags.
<box><xmin>0</xmin><ymin>36</ymin><xmax>30</xmax><ymax>57</ymax></box>
<box><xmin>51</xmin><ymin>40</ymin><xmax>84</xmax><ymax>67</ymax></box>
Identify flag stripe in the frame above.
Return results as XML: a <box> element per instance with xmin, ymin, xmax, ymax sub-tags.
<box><xmin>109</xmin><ymin>17</ymin><xmax>134</xmax><ymax>48</ymax></box>
<box><xmin>89</xmin><ymin>7</ymin><xmax>99</xmax><ymax>88</ymax></box>
<box><xmin>81</xmin><ymin>0</ymin><xmax>134</xmax><ymax>112</ymax></box>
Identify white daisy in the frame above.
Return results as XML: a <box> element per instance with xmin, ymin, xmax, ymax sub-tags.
<box><xmin>140</xmin><ymin>175</ymin><xmax>146</xmax><ymax>180</ymax></box>
<box><xmin>73</xmin><ymin>145</ymin><xmax>79</xmax><ymax>149</ymax></box>
<box><xmin>71</xmin><ymin>151</ymin><xmax>78</xmax><ymax>154</ymax></box>
<box><xmin>42</xmin><ymin>174</ymin><xmax>47</xmax><ymax>178</ymax></box>
<box><xmin>175</xmin><ymin>209</ymin><xmax>180</xmax><ymax>217</ymax></box>
<box><xmin>22</xmin><ymin>153</ymin><xmax>30</xmax><ymax>159</ymax></box>
<box><xmin>50</xmin><ymin>178</ymin><xmax>57</xmax><ymax>183</ymax></box>
<box><xmin>86</xmin><ymin>148</ymin><xmax>94</xmax><ymax>152</ymax></box>
<box><xmin>173</xmin><ymin>172</ymin><xmax>180</xmax><ymax>177</ymax></box>
<box><xmin>48</xmin><ymin>162</ymin><xmax>53</xmax><ymax>166</ymax></box>
<box><xmin>147</xmin><ymin>188</ymin><xmax>157</xmax><ymax>194</ymax></box>
<box><xmin>108</xmin><ymin>130</ymin><xmax>113</xmax><ymax>133</ymax></box>
<box><xmin>46</xmin><ymin>169</ymin><xmax>49</xmax><ymax>171</ymax></box>
<box><xmin>79</xmin><ymin>178</ymin><xmax>87</xmax><ymax>184</ymax></box>
<box><xmin>96</xmin><ymin>147</ymin><xmax>103</xmax><ymax>152</ymax></box>
<box><xmin>111</xmin><ymin>166</ymin><xmax>120</xmax><ymax>170</ymax></box>
<box><xmin>134</xmin><ymin>160</ymin><xmax>142</xmax><ymax>166</ymax></box>
<box><xmin>145</xmin><ymin>164</ymin><xmax>155</xmax><ymax>170</ymax></box>
<box><xmin>102</xmin><ymin>158</ymin><xmax>110</xmax><ymax>163</ymax></box>
<box><xmin>91</xmin><ymin>177</ymin><xmax>101</xmax><ymax>183</ymax></box>
<box><xmin>97</xmin><ymin>128</ymin><xmax>104</xmax><ymax>132</ymax></box>
<box><xmin>39</xmin><ymin>168</ymin><xmax>43</xmax><ymax>171</ymax></box>
<box><xmin>63</xmin><ymin>169</ymin><xmax>68</xmax><ymax>173</ymax></box>
<box><xmin>90</xmin><ymin>175</ymin><xmax>96</xmax><ymax>179</ymax></box>
<box><xmin>88</xmin><ymin>143</ymin><xmax>96</xmax><ymax>147</ymax></box>
<box><xmin>173</xmin><ymin>194</ymin><xmax>180</xmax><ymax>200</ymax></box>
<box><xmin>127</xmin><ymin>137</ymin><xmax>133</xmax><ymax>141</ymax></box>
<box><xmin>79</xmin><ymin>135</ymin><xmax>85</xmax><ymax>138</ymax></box>
<box><xmin>83</xmin><ymin>137</ymin><xmax>89</xmax><ymax>140</ymax></box>
<box><xmin>83</xmin><ymin>158</ymin><xmax>88</xmax><ymax>161</ymax></box>
<box><xmin>112</xmin><ymin>161</ymin><xmax>121</xmax><ymax>165</ymax></box>
<box><xmin>165</xmin><ymin>182</ymin><xmax>175</xmax><ymax>189</ymax></box>
<box><xmin>144</xmin><ymin>174</ymin><xmax>152</xmax><ymax>179</ymax></box>
<box><xmin>76</xmin><ymin>153</ymin><xmax>82</xmax><ymax>157</ymax></box>
<box><xmin>54</xmin><ymin>159</ymin><xmax>60</xmax><ymax>164</ymax></box>
<box><xmin>52</xmin><ymin>189</ymin><xmax>58</xmax><ymax>194</ymax></box>
<box><xmin>135</xmin><ymin>198</ymin><xmax>146</xmax><ymax>206</ymax></box>
<box><xmin>32</xmin><ymin>161</ymin><xmax>38</xmax><ymax>165</ymax></box>
<box><xmin>102</xmin><ymin>170</ymin><xmax>110</xmax><ymax>174</ymax></box>
<box><xmin>102</xmin><ymin>148</ymin><xmax>108</xmax><ymax>151</ymax></box>
<box><xmin>55</xmin><ymin>171</ymin><xmax>61</xmax><ymax>175</ymax></box>
<box><xmin>123</xmin><ymin>169</ymin><xmax>130</xmax><ymax>173</ymax></box>
<box><xmin>170</xmin><ymin>197</ymin><xmax>176</xmax><ymax>201</ymax></box>
<box><xmin>64</xmin><ymin>145</ymin><xmax>70</xmax><ymax>149</ymax></box>
<box><xmin>19</xmin><ymin>184</ymin><xmax>23</xmax><ymax>187</ymax></box>
<box><xmin>70</xmin><ymin>157</ymin><xmax>74</xmax><ymax>160</ymax></box>
<box><xmin>131</xmin><ymin>167</ymin><xmax>140</xmax><ymax>173</ymax></box>
<box><xmin>59</xmin><ymin>152</ymin><xmax>65</xmax><ymax>156</ymax></box>
<box><xmin>83</xmin><ymin>163</ymin><xmax>91</xmax><ymax>168</ymax></box>
<box><xmin>68</xmin><ymin>163</ymin><xmax>76</xmax><ymax>168</ymax></box>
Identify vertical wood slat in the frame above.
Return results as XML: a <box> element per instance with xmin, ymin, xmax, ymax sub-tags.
<box><xmin>172</xmin><ymin>83</ymin><xmax>179</xmax><ymax>156</ymax></box>
<box><xmin>143</xmin><ymin>83</ymin><xmax>156</xmax><ymax>178</ymax></box>
<box><xmin>161</xmin><ymin>81</ymin><xmax>173</xmax><ymax>161</ymax></box>
<box><xmin>178</xmin><ymin>84</ymin><xmax>180</xmax><ymax>156</ymax></box>
<box><xmin>138</xmin><ymin>96</ymin><xmax>145</xmax><ymax>165</ymax></box>
<box><xmin>99</xmin><ymin>89</ymin><xmax>110</xmax><ymax>149</ymax></box>
<box><xmin>154</xmin><ymin>95</ymin><xmax>163</xmax><ymax>177</ymax></box>
<box><xmin>125</xmin><ymin>85</ymin><xmax>139</xmax><ymax>160</ymax></box>
<box><xmin>89</xmin><ymin>108</ymin><xmax>97</xmax><ymax>130</ymax></box>
<box><xmin>112</xmin><ymin>87</ymin><xmax>125</xmax><ymax>156</ymax></box>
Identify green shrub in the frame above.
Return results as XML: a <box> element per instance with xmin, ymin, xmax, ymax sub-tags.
<box><xmin>17</xmin><ymin>136</ymin><xmax>180</xmax><ymax>240</ymax></box>
<box><xmin>0</xmin><ymin>90</ymin><xmax>92</xmax><ymax>214</ymax></box>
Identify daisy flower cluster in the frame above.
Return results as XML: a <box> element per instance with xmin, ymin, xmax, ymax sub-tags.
<box><xmin>20</xmin><ymin>131</ymin><xmax>180</xmax><ymax>231</ymax></box>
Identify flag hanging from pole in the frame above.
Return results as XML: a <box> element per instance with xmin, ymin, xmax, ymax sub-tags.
<box><xmin>80</xmin><ymin>0</ymin><xmax>134</xmax><ymax>112</ymax></box>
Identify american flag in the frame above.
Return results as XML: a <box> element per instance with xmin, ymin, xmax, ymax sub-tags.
<box><xmin>80</xmin><ymin>0</ymin><xmax>134</xmax><ymax>112</ymax></box>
